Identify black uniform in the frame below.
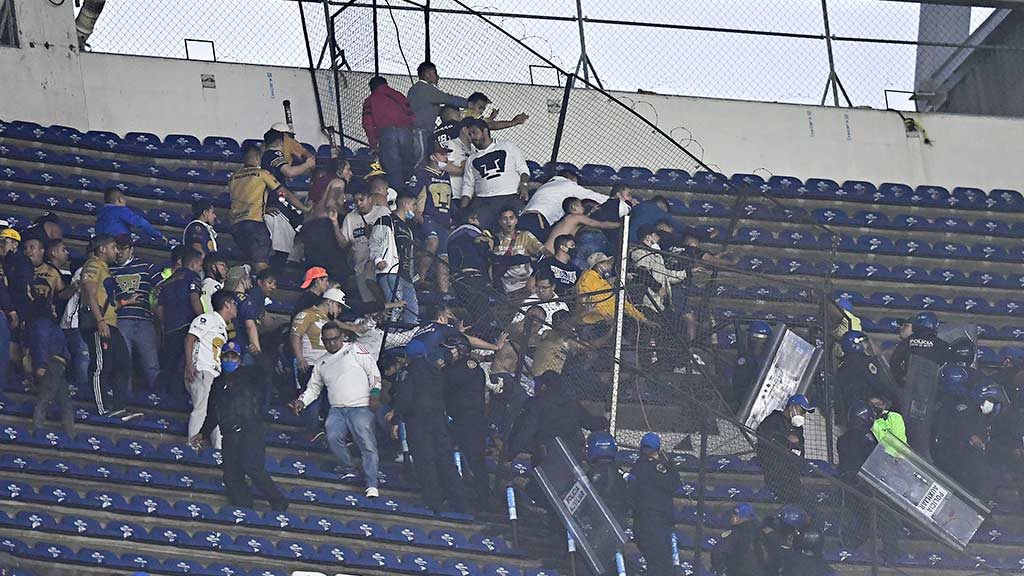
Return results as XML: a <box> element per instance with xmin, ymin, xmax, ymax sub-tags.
<box><xmin>944</xmin><ymin>405</ymin><xmax>1001</xmax><ymax>500</ymax></box>
<box><xmin>756</xmin><ymin>410</ymin><xmax>807</xmax><ymax>507</ymax></box>
<box><xmin>890</xmin><ymin>334</ymin><xmax>951</xmax><ymax>386</ymax></box>
<box><xmin>200</xmin><ymin>365</ymin><xmax>287</xmax><ymax>510</ymax></box>
<box><xmin>395</xmin><ymin>356</ymin><xmax>467</xmax><ymax>512</ymax></box>
<box><xmin>835</xmin><ymin>354</ymin><xmax>895</xmax><ymax>426</ymax></box>
<box><xmin>836</xmin><ymin>425</ymin><xmax>881</xmax><ymax>551</ymax></box>
<box><xmin>781</xmin><ymin>552</ymin><xmax>831</xmax><ymax>576</ymax></box>
<box><xmin>711</xmin><ymin>520</ymin><xmax>766</xmax><ymax>575</ymax></box>
<box><xmin>629</xmin><ymin>453</ymin><xmax>679</xmax><ymax>576</ymax></box>
<box><xmin>730</xmin><ymin>353</ymin><xmax>764</xmax><ymax>413</ymax></box>
<box><xmin>445</xmin><ymin>356</ymin><xmax>490</xmax><ymax>506</ymax></box>
<box><xmin>509</xmin><ymin>375</ymin><xmax>607</xmax><ymax>465</ymax></box>
<box><xmin>588</xmin><ymin>460</ymin><xmax>629</xmax><ymax>522</ymax></box>
<box><xmin>760</xmin><ymin>518</ymin><xmax>796</xmax><ymax>576</ymax></box>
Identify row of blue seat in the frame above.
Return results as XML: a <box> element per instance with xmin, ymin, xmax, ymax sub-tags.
<box><xmin>5</xmin><ymin>119</ymin><xmax>1024</xmax><ymax>214</ymax></box>
<box><xmin>0</xmin><ymin>532</ymin><xmax>538</xmax><ymax>576</ymax></box>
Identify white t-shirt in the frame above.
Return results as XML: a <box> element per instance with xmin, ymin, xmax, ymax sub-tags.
<box><xmin>445</xmin><ymin>137</ymin><xmax>475</xmax><ymax>200</ymax></box>
<box><xmin>523</xmin><ymin>176</ymin><xmax>610</xmax><ymax>224</ymax></box>
<box><xmin>462</xmin><ymin>139</ymin><xmax>529</xmax><ymax>200</ymax></box>
<box><xmin>200</xmin><ymin>277</ymin><xmax>223</xmax><ymax>314</ymax></box>
<box><xmin>341</xmin><ymin>205</ymin><xmax>392</xmax><ymax>276</ymax></box>
<box><xmin>188</xmin><ymin>311</ymin><xmax>228</xmax><ymax>376</ymax></box>
<box><xmin>60</xmin><ymin>268</ymin><xmax>82</xmax><ymax>330</ymax></box>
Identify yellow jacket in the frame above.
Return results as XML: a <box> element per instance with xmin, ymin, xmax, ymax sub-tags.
<box><xmin>577</xmin><ymin>269</ymin><xmax>646</xmax><ymax>324</ymax></box>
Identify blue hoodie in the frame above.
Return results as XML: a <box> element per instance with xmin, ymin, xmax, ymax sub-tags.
<box><xmin>95</xmin><ymin>204</ymin><xmax>163</xmax><ymax>240</ymax></box>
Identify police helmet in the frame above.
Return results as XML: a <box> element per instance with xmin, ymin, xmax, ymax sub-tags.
<box><xmin>912</xmin><ymin>311</ymin><xmax>939</xmax><ymax>335</ymax></box>
<box><xmin>950</xmin><ymin>337</ymin><xmax>977</xmax><ymax>366</ymax></box>
<box><xmin>939</xmin><ymin>365</ymin><xmax>970</xmax><ymax>399</ymax></box>
<box><xmin>840</xmin><ymin>331</ymin><xmax>869</xmax><ymax>356</ymax></box>
<box><xmin>777</xmin><ymin>505</ymin><xmax>809</xmax><ymax>530</ymax></box>
<box><xmin>749</xmin><ymin>321</ymin><xmax>772</xmax><ymax>342</ymax></box>
<box><xmin>974</xmin><ymin>381</ymin><xmax>1007</xmax><ymax>415</ymax></box>
<box><xmin>796</xmin><ymin>529</ymin><xmax>824</xmax><ymax>556</ymax></box>
<box><xmin>587</xmin><ymin>431</ymin><xmax>618</xmax><ymax>461</ymax></box>
<box><xmin>848</xmin><ymin>401</ymin><xmax>875</xmax><ymax>429</ymax></box>
<box><xmin>640</xmin><ymin>432</ymin><xmax>661</xmax><ymax>452</ymax></box>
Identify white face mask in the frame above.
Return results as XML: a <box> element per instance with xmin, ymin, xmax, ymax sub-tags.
<box><xmin>790</xmin><ymin>414</ymin><xmax>806</xmax><ymax>428</ymax></box>
<box><xmin>437</xmin><ymin>161</ymin><xmax>448</xmax><ymax>169</ymax></box>
<box><xmin>980</xmin><ymin>400</ymin><xmax>995</xmax><ymax>415</ymax></box>
<box><xmin>649</xmin><ymin>242</ymin><xmax>661</xmax><ymax>251</ymax></box>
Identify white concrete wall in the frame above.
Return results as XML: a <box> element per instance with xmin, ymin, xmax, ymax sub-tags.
<box><xmin>2</xmin><ymin>0</ymin><xmax>1024</xmax><ymax>193</ymax></box>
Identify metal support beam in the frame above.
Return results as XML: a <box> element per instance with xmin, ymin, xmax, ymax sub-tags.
<box><xmin>372</xmin><ymin>0</ymin><xmax>380</xmax><ymax>75</ymax></box>
<box><xmin>424</xmin><ymin>0</ymin><xmax>431</xmax><ymax>62</ymax></box>
<box><xmin>325</xmin><ymin>0</ymin><xmax>346</xmax><ymax>144</ymax></box>
<box><xmin>550</xmin><ymin>74</ymin><xmax>575</xmax><ymax>166</ymax></box>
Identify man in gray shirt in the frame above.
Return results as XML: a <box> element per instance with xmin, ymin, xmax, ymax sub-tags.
<box><xmin>407</xmin><ymin>61</ymin><xmax>468</xmax><ymax>164</ymax></box>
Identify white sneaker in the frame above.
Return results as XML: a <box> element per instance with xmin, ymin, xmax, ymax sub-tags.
<box><xmin>121</xmin><ymin>411</ymin><xmax>144</xmax><ymax>422</ymax></box>
<box><xmin>365</xmin><ymin>487</ymin><xmax>379</xmax><ymax>499</ymax></box>
<box><xmin>105</xmin><ymin>409</ymin><xmax>127</xmax><ymax>418</ymax></box>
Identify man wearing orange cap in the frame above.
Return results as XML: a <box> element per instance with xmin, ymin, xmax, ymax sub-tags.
<box><xmin>292</xmin><ymin>267</ymin><xmax>330</xmax><ymax>321</ymax></box>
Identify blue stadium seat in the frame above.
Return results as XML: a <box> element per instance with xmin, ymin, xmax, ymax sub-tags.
<box><xmin>41</xmin><ymin>125</ymin><xmax>87</xmax><ymax>147</ymax></box>
<box><xmin>733</xmin><ymin>227</ymin><xmax>771</xmax><ymax>246</ymax></box>
<box><xmin>315</xmin><ymin>543</ymin><xmax>356</xmax><ymax>565</ymax></box>
<box><xmin>971</xmin><ymin>218</ymin><xmax>1010</xmax><ymax>237</ymax></box>
<box><xmin>127</xmin><ymin>494</ymin><xmax>173</xmax><ymax>517</ymax></box>
<box><xmin>352</xmin><ymin>549</ymin><xmax>403</xmax><ymax>571</ymax></box>
<box><xmin>894</xmin><ymin>238</ymin><xmax>933</xmax><ymax>257</ymax></box>
<box><xmin>877</xmin><ymin>182</ymin><xmax>914</xmax><ymax>205</ymax></box>
<box><xmin>770</xmin><ymin>205</ymin><xmax>809</xmax><ymax>223</ymax></box>
<box><xmin>998</xmin><ymin>326</ymin><xmax>1024</xmax><ymax>341</ymax></box>
<box><xmin>164</xmin><ymin>134</ymin><xmax>203</xmax><ymax>159</ymax></box>
<box><xmin>691</xmin><ymin>200</ymin><xmax>730</xmax><ymax>217</ymax></box>
<box><xmin>852</xmin><ymin>211</ymin><xmax>891</xmax><ymax>229</ymax></box>
<box><xmin>3</xmin><ymin>120</ymin><xmax>46</xmax><ymax>142</ymax></box>
<box><xmin>779</xmin><ymin>230</ymin><xmax>819</xmax><ymax>249</ymax></box>
<box><xmin>866</xmin><ymin>292</ymin><xmax>908</xmax><ymax>309</ymax></box>
<box><xmin>121</xmin><ymin>131</ymin><xmax>165</xmax><ymax>156</ymax></box>
<box><xmin>652</xmin><ymin>168</ymin><xmax>690</xmax><ymax>191</ymax></box>
<box><xmin>936</xmin><ymin>215</ymin><xmax>970</xmax><ymax>233</ymax></box>
<box><xmin>990</xmin><ymin>189</ymin><xmax>1024</xmax><ymax>212</ymax></box>
<box><xmin>766</xmin><ymin>175</ymin><xmax>803</xmax><ymax>198</ymax></box>
<box><xmin>145</xmin><ymin>208</ymin><xmax>189</xmax><ymax>227</ymax></box>
<box><xmin>929</xmin><ymin>267</ymin><xmax>967</xmax><ymax>286</ymax></box>
<box><xmin>970</xmin><ymin>243</ymin><xmax>1008</xmax><ymax>261</ymax></box>
<box><xmin>174</xmin><ymin>500</ymin><xmax>216</xmax><ymax>520</ymax></box>
<box><xmin>738</xmin><ymin>202</ymin><xmax>765</xmax><ymax>220</ymax></box>
<box><xmin>978</xmin><ymin>346</ymin><xmax>999</xmax><ymax>365</ymax></box>
<box><xmin>275</xmin><ymin>539</ymin><xmax>318</xmax><ymax>560</ymax></box>
<box><xmin>830</xmin><ymin>261</ymin><xmax>854</xmax><ymax>279</ymax></box>
<box><xmin>402</xmin><ymin>553</ymin><xmax>443</xmax><ymax>574</ymax></box>
<box><xmin>914</xmin><ymin>185</ymin><xmax>951</xmax><ymax>208</ymax></box>
<box><xmin>616</xmin><ymin>166</ymin><xmax>655</xmax><ymax>187</ymax></box>
<box><xmin>854</xmin><ymin>235</ymin><xmax>896</xmax><ymax>255</ymax></box>
<box><xmin>949</xmin><ymin>187</ymin><xmax>988</xmax><ymax>210</ymax></box>
<box><xmin>997</xmin><ymin>300</ymin><xmax>1024</xmax><ymax>316</ymax></box>
<box><xmin>682</xmin><ymin>171</ymin><xmax>727</xmax><ymax>194</ymax></box>
<box><xmin>579</xmin><ymin>164</ymin><xmax>616</xmax><ymax>186</ymax></box>
<box><xmin>802</xmin><ymin>178</ymin><xmax>841</xmax><ymax>200</ymax></box>
<box><xmin>482</xmin><ymin>564</ymin><xmax>523</xmax><ymax>576</ymax></box>
<box><xmin>1005</xmin><ymin>273</ymin><xmax>1024</xmax><ymax>290</ymax></box>
<box><xmin>202</xmin><ymin>136</ymin><xmax>242</xmax><ymax>161</ymax></box>
<box><xmin>836</xmin><ymin>180</ymin><xmax>874</xmax><ymax>202</ymax></box>
<box><xmin>13</xmin><ymin>510</ymin><xmax>57</xmax><ymax>532</ymax></box>
<box><xmin>738</xmin><ymin>256</ymin><xmax>776</xmax><ymax>274</ymax></box>
<box><xmin>853</xmin><ymin>263</ymin><xmax>893</xmax><ymax>281</ymax></box>
<box><xmin>968</xmin><ymin>271</ymin><xmax>1008</xmax><ymax>289</ymax></box>
<box><xmin>908</xmin><ymin>294</ymin><xmax>951</xmax><ymax>312</ymax></box>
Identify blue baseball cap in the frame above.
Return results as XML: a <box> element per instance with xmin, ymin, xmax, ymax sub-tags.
<box><xmin>733</xmin><ymin>503</ymin><xmax>756</xmax><ymax>520</ymax></box>
<box><xmin>640</xmin><ymin>432</ymin><xmax>661</xmax><ymax>452</ymax></box>
<box><xmin>836</xmin><ymin>297</ymin><xmax>854</xmax><ymax>312</ymax></box>
<box><xmin>787</xmin><ymin>394</ymin><xmax>815</xmax><ymax>413</ymax></box>
<box><xmin>222</xmin><ymin>341</ymin><xmax>243</xmax><ymax>356</ymax></box>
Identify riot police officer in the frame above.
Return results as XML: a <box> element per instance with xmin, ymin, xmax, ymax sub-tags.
<box><xmin>711</xmin><ymin>503</ymin><xmax>766</xmax><ymax>576</ymax></box>
<box><xmin>948</xmin><ymin>382</ymin><xmax>1009</xmax><ymax>503</ymax></box>
<box><xmin>933</xmin><ymin>364</ymin><xmax>971</xmax><ymax>475</ymax></box>
<box><xmin>756</xmin><ymin>394</ymin><xmax>812</xmax><ymax>507</ymax></box>
<box><xmin>890</xmin><ymin>311</ymin><xmax>951</xmax><ymax>386</ymax></box>
<box><xmin>836</xmin><ymin>331</ymin><xmax>895</xmax><ymax>426</ymax></box>
<box><xmin>950</xmin><ymin>337</ymin><xmax>977</xmax><ymax>369</ymax></box>
<box><xmin>394</xmin><ymin>342</ymin><xmax>468</xmax><ymax>513</ymax></box>
<box><xmin>837</xmin><ymin>401</ymin><xmax>878</xmax><ymax>482</ymax></box>
<box><xmin>586</xmin><ymin>431</ymin><xmax>629</xmax><ymax>521</ymax></box>
<box><xmin>629</xmin><ymin>432</ymin><xmax>679</xmax><ymax>576</ymax></box>
<box><xmin>761</xmin><ymin>505</ymin><xmax>809</xmax><ymax>575</ymax></box>
<box><xmin>731</xmin><ymin>321</ymin><xmax>772</xmax><ymax>412</ymax></box>
<box><xmin>782</xmin><ymin>529</ymin><xmax>831</xmax><ymax>576</ymax></box>
<box><xmin>444</xmin><ymin>334</ymin><xmax>490</xmax><ymax>507</ymax></box>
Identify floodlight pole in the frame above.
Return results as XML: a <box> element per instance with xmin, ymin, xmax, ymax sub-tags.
<box><xmin>609</xmin><ymin>211</ymin><xmax>630</xmax><ymax>437</ymax></box>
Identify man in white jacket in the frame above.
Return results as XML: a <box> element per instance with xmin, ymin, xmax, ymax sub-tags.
<box><xmin>369</xmin><ymin>195</ymin><xmax>419</xmax><ymax>326</ymax></box>
<box><xmin>291</xmin><ymin>322</ymin><xmax>383</xmax><ymax>498</ymax></box>
<box><xmin>520</xmin><ymin>167</ymin><xmax>609</xmax><ymax>242</ymax></box>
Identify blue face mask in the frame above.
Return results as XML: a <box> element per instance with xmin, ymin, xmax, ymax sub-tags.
<box><xmin>405</xmin><ymin>210</ymin><xmax>416</xmax><ymax>220</ymax></box>
<box><xmin>221</xmin><ymin>359</ymin><xmax>241</xmax><ymax>374</ymax></box>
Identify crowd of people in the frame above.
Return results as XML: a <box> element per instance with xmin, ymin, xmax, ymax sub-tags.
<box><xmin>6</xmin><ymin>58</ymin><xmax>1014</xmax><ymax>575</ymax></box>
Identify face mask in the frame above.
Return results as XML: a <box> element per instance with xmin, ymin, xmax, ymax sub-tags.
<box><xmin>437</xmin><ymin>161</ymin><xmax>448</xmax><ymax>169</ymax></box>
<box><xmin>601</xmin><ymin>268</ymin><xmax>615</xmax><ymax>279</ymax></box>
<box><xmin>221</xmin><ymin>359</ymin><xmax>240</xmax><ymax>374</ymax></box>
<box><xmin>405</xmin><ymin>210</ymin><xmax>416</xmax><ymax>220</ymax></box>
<box><xmin>981</xmin><ymin>400</ymin><xmax>995</xmax><ymax>415</ymax></box>
<box><xmin>871</xmin><ymin>406</ymin><xmax>884</xmax><ymax>418</ymax></box>
<box><xmin>649</xmin><ymin>243</ymin><xmax>661</xmax><ymax>251</ymax></box>
<box><xmin>790</xmin><ymin>414</ymin><xmax>805</xmax><ymax>428</ymax></box>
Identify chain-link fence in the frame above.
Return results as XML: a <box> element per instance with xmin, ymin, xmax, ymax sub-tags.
<box><xmin>80</xmin><ymin>0</ymin><xmax>1024</xmax><ymax>116</ymax></box>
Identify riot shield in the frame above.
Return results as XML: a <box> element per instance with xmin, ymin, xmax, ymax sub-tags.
<box><xmin>532</xmin><ymin>437</ymin><xmax>629</xmax><ymax>574</ymax></box>
<box><xmin>858</xmin><ymin>431</ymin><xmax>989</xmax><ymax>551</ymax></box>
<box><xmin>739</xmin><ymin>324</ymin><xmax>824</xmax><ymax>430</ymax></box>
<box><xmin>901</xmin><ymin>356</ymin><xmax>940</xmax><ymax>462</ymax></box>
<box><xmin>938</xmin><ymin>323</ymin><xmax>979</xmax><ymax>349</ymax></box>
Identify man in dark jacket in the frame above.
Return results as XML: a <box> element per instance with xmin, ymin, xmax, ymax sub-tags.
<box><xmin>711</xmin><ymin>503</ymin><xmax>766</xmax><ymax>576</ymax></box>
<box><xmin>394</xmin><ymin>344</ymin><xmax>468</xmax><ymax>513</ymax></box>
<box><xmin>756</xmin><ymin>394</ymin><xmax>812</xmax><ymax>507</ymax></box>
<box><xmin>629</xmin><ymin>432</ymin><xmax>679</xmax><ymax>576</ymax></box>
<box><xmin>782</xmin><ymin>529</ymin><xmax>831</xmax><ymax>576</ymax></box>
<box><xmin>890</xmin><ymin>311</ymin><xmax>951</xmax><ymax>386</ymax></box>
<box><xmin>585</xmin><ymin>431</ymin><xmax>629</xmax><ymax>522</ymax></box>
<box><xmin>189</xmin><ymin>341</ymin><xmax>288</xmax><ymax>511</ymax></box>
<box><xmin>509</xmin><ymin>371</ymin><xmax>607</xmax><ymax>464</ymax></box>
<box><xmin>444</xmin><ymin>334</ymin><xmax>490</xmax><ymax>507</ymax></box>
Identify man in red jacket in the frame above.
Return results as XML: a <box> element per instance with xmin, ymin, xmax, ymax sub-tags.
<box><xmin>362</xmin><ymin>76</ymin><xmax>417</xmax><ymax>191</ymax></box>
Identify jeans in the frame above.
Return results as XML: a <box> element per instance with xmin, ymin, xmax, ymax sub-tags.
<box><xmin>377</xmin><ymin>274</ymin><xmax>419</xmax><ymax>326</ymax></box>
<box><xmin>325</xmin><ymin>406</ymin><xmax>379</xmax><ymax>488</ymax></box>
<box><xmin>379</xmin><ymin>127</ymin><xmax>417</xmax><ymax>192</ymax></box>
<box><xmin>63</xmin><ymin>328</ymin><xmax>90</xmax><ymax>389</ymax></box>
<box><xmin>118</xmin><ymin>318</ymin><xmax>161</xmax><ymax>391</ymax></box>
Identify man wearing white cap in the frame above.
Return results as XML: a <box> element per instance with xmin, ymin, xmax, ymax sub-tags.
<box><xmin>269</xmin><ymin>121</ymin><xmax>314</xmax><ymax>167</ymax></box>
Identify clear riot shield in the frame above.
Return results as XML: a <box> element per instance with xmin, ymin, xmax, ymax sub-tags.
<box><xmin>938</xmin><ymin>323</ymin><xmax>979</xmax><ymax>350</ymax></box>
<box><xmin>858</xmin><ymin>431</ymin><xmax>989</xmax><ymax>551</ymax></box>
<box><xmin>532</xmin><ymin>437</ymin><xmax>629</xmax><ymax>574</ymax></box>
<box><xmin>901</xmin><ymin>356</ymin><xmax>940</xmax><ymax>462</ymax></box>
<box><xmin>739</xmin><ymin>324</ymin><xmax>824</xmax><ymax>430</ymax></box>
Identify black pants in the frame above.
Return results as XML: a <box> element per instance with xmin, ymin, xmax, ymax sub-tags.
<box><xmin>635</xmin><ymin>513</ymin><xmax>673</xmax><ymax>576</ymax></box>
<box><xmin>32</xmin><ymin>356</ymin><xmax>72</xmax><ymax>428</ymax></box>
<box><xmin>159</xmin><ymin>326</ymin><xmax>189</xmax><ymax>400</ymax></box>
<box><xmin>84</xmin><ymin>326</ymin><xmax>129</xmax><ymax>414</ymax></box>
<box><xmin>407</xmin><ymin>412</ymin><xmax>467</xmax><ymax>512</ymax></box>
<box><xmin>222</xmin><ymin>421</ymin><xmax>286</xmax><ymax>509</ymax></box>
<box><xmin>517</xmin><ymin>212</ymin><xmax>550</xmax><ymax>243</ymax></box>
<box><xmin>452</xmin><ymin>414</ymin><xmax>489</xmax><ymax>505</ymax></box>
